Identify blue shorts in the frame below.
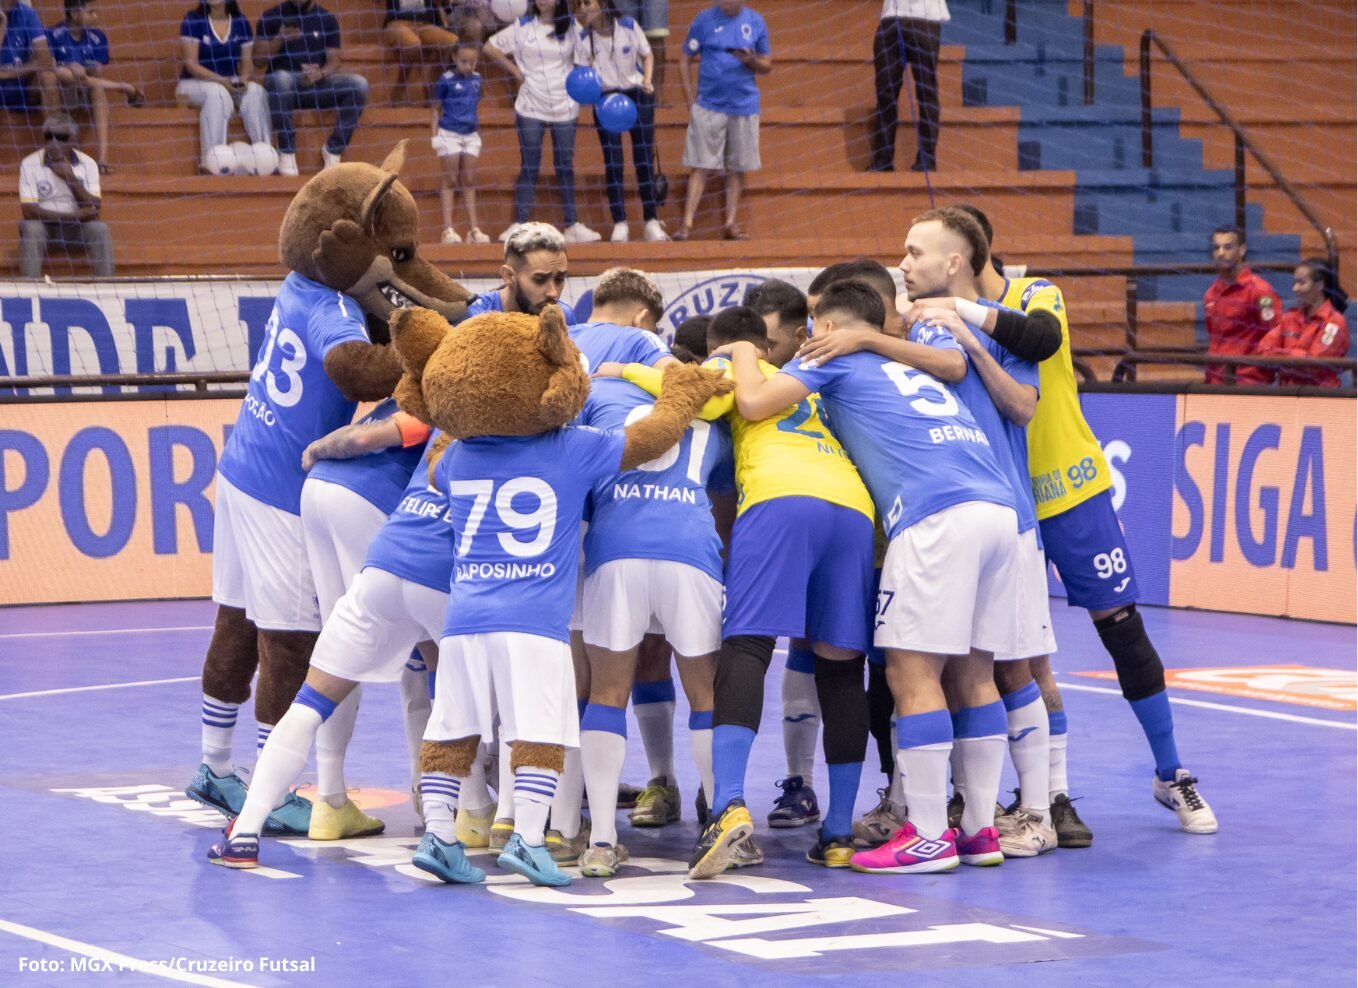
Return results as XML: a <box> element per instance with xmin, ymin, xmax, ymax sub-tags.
<box><xmin>723</xmin><ymin>496</ymin><xmax>874</xmax><ymax>652</ymax></box>
<box><xmin>0</xmin><ymin>80</ymin><xmax>39</xmax><ymax>112</ymax></box>
<box><xmin>1039</xmin><ymin>488</ymin><xmax>1139</xmax><ymax>611</ymax></box>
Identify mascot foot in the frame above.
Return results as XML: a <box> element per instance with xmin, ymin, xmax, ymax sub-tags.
<box><xmin>308</xmin><ymin>799</ymin><xmax>386</xmax><ymax>840</ymax></box>
<box><xmin>186</xmin><ymin>763</ymin><xmax>248</xmax><ymax>817</ymax></box>
<box><xmin>261</xmin><ymin>790</ymin><xmax>313</xmax><ymax>837</ymax></box>
<box><xmin>455</xmin><ymin>804</ymin><xmax>496</xmax><ymax>848</ymax></box>
<box><xmin>412</xmin><ymin>833</ymin><xmax>485</xmax><ymax>884</ymax></box>
<box><xmin>207</xmin><ymin>820</ymin><xmax>259</xmax><ymax>870</ymax></box>
<box><xmin>498</xmin><ymin>834</ymin><xmax>572</xmax><ymax>887</ymax></box>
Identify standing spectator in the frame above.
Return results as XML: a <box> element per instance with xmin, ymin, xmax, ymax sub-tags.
<box><xmin>255</xmin><ymin>0</ymin><xmax>370</xmax><ymax>176</ymax></box>
<box><xmin>615</xmin><ymin>0</ymin><xmax>668</xmax><ymax>102</ymax></box>
<box><xmin>1203</xmin><ymin>226</ymin><xmax>1281</xmax><ymax>384</ymax></box>
<box><xmin>0</xmin><ymin>0</ymin><xmax>58</xmax><ymax>115</ymax></box>
<box><xmin>575</xmin><ymin>0</ymin><xmax>666</xmax><ymax>242</ymax></box>
<box><xmin>484</xmin><ymin>0</ymin><xmax>600</xmax><ymax>244</ymax></box>
<box><xmin>1255</xmin><ymin>258</ymin><xmax>1351</xmax><ymax>388</ymax></box>
<box><xmin>18</xmin><ymin>112</ymin><xmax>113</xmax><ymax>277</ymax></box>
<box><xmin>432</xmin><ymin>42</ymin><xmax>489</xmax><ymax>243</ymax></box>
<box><xmin>383</xmin><ymin>0</ymin><xmax>459</xmax><ymax>106</ymax></box>
<box><xmin>49</xmin><ymin>1</ymin><xmax>145</xmax><ymax>174</ymax></box>
<box><xmin>176</xmin><ymin>1</ymin><xmax>270</xmax><ymax>173</ymax></box>
<box><xmin>868</xmin><ymin>0</ymin><xmax>947</xmax><ymax>173</ymax></box>
<box><xmin>673</xmin><ymin>0</ymin><xmax>771</xmax><ymax>242</ymax></box>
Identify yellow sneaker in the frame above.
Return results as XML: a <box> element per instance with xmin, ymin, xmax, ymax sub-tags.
<box><xmin>489</xmin><ymin>817</ymin><xmax>514</xmax><ymax>850</ymax></box>
<box><xmin>307</xmin><ymin>798</ymin><xmax>386</xmax><ymax>840</ymax></box>
<box><xmin>688</xmin><ymin>799</ymin><xmax>754</xmax><ymax>879</ymax></box>
<box><xmin>455</xmin><ymin>804</ymin><xmax>496</xmax><ymax>848</ymax></box>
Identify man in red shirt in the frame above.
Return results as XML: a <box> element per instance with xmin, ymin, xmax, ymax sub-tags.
<box><xmin>1203</xmin><ymin>227</ymin><xmax>1281</xmax><ymax>384</ymax></box>
<box><xmin>1257</xmin><ymin>258</ymin><xmax>1351</xmax><ymax>388</ymax></box>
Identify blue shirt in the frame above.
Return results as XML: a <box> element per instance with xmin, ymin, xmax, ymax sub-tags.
<box><xmin>47</xmin><ymin>24</ymin><xmax>109</xmax><ymax>66</ymax></box>
<box><xmin>580</xmin><ymin>378</ymin><xmax>731</xmax><ymax>581</ymax></box>
<box><xmin>307</xmin><ymin>398</ymin><xmax>425</xmax><ymax>515</ymax></box>
<box><xmin>683</xmin><ymin>4</ymin><xmax>770</xmax><ymax>116</ymax></box>
<box><xmin>569</xmin><ymin>321</ymin><xmax>671</xmax><ymax>373</ymax></box>
<box><xmin>362</xmin><ymin>434</ymin><xmax>457</xmax><ymax>593</ymax></box>
<box><xmin>257</xmin><ymin>2</ymin><xmax>340</xmax><ymax>73</ymax></box>
<box><xmin>436</xmin><ymin>426</ymin><xmax>627</xmax><ymax>642</ymax></box>
<box><xmin>781</xmin><ymin>335</ymin><xmax>1015</xmax><ymax>537</ymax></box>
<box><xmin>462</xmin><ymin>291</ymin><xmax>577</xmax><ymax>326</ymax></box>
<box><xmin>435</xmin><ymin>69</ymin><xmax>481</xmax><ymax>134</ymax></box>
<box><xmin>218</xmin><ymin>272</ymin><xmax>370</xmax><ymax>515</ymax></box>
<box><xmin>1</xmin><ymin>4</ymin><xmax>46</xmax><ymax>69</ymax></box>
<box><xmin>179</xmin><ymin>9</ymin><xmax>253</xmax><ymax>79</ymax></box>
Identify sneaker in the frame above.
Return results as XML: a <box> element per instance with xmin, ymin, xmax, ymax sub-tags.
<box><xmin>642</xmin><ymin>218</ymin><xmax>669</xmax><ymax>242</ymax></box>
<box><xmin>278</xmin><ymin>152</ymin><xmax>299</xmax><ymax>177</ymax></box>
<box><xmin>728</xmin><ymin>832</ymin><xmax>764</xmax><ymax>869</ymax></box>
<box><xmin>1153</xmin><ymin>769</ymin><xmax>1218</xmax><ymax>834</ymax></box>
<box><xmin>441</xmin><ymin>227</ymin><xmax>462</xmax><ymax>244</ymax></box>
<box><xmin>616</xmin><ymin>781</ymin><xmax>643</xmax><ymax>810</ymax></box>
<box><xmin>610</xmin><ymin>222</ymin><xmax>629</xmax><ymax>243</ymax></box>
<box><xmin>207</xmin><ymin>820</ymin><xmax>259</xmax><ymax>870</ymax></box>
<box><xmin>956</xmin><ymin>826</ymin><xmax>1004</xmax><ymax>867</ymax></box>
<box><xmin>545</xmin><ymin>819</ymin><xmax>590</xmax><ymax>864</ymax></box>
<box><xmin>767</xmin><ymin>776</ymin><xmax>820</xmax><ymax>829</ymax></box>
<box><xmin>999</xmin><ymin>809</ymin><xmax>1058</xmax><ymax>858</ymax></box>
<box><xmin>806</xmin><ymin>831</ymin><xmax>856</xmax><ymax>868</ymax></box>
<box><xmin>579</xmin><ymin>841</ymin><xmax>629</xmax><ymax>878</ymax></box>
<box><xmin>688</xmin><ymin>799</ymin><xmax>754</xmax><ymax>879</ymax></box>
<box><xmin>562</xmin><ymin>222</ymin><xmax>602</xmax><ymax>244</ymax></box>
<box><xmin>321</xmin><ymin>147</ymin><xmax>342</xmax><ymax>170</ymax></box>
<box><xmin>1050</xmin><ymin>793</ymin><xmax>1093</xmax><ymax>848</ymax></box>
<box><xmin>946</xmin><ymin>791</ymin><xmax>964</xmax><ymax>831</ymax></box>
<box><xmin>994</xmin><ymin>789</ymin><xmax>1022</xmax><ymax>837</ymax></box>
<box><xmin>455</xmin><ymin>804</ymin><xmax>496</xmax><ymax>848</ymax></box>
<box><xmin>629</xmin><ymin>776</ymin><xmax>680</xmax><ymax>827</ymax></box>
<box><xmin>850</xmin><ymin>822</ymin><xmax>959</xmax><ymax>875</ymax></box>
<box><xmin>489</xmin><ymin>817</ymin><xmax>514</xmax><ymax>850</ymax></box>
<box><xmin>411</xmin><ymin>832</ymin><xmax>485</xmax><ymax>884</ymax></box>
<box><xmin>308</xmin><ymin>798</ymin><xmax>385</xmax><ymax>840</ymax></box>
<box><xmin>185</xmin><ymin>763</ymin><xmax>248</xmax><ymax>817</ymax></box>
<box><xmin>261</xmin><ymin>790</ymin><xmax>313</xmax><ymax>838</ymax></box>
<box><xmin>466</xmin><ymin>227</ymin><xmax>491</xmax><ymax>244</ymax></box>
<box><xmin>852</xmin><ymin>788</ymin><xmax>906</xmax><ymax>848</ymax></box>
<box><xmin>498</xmin><ymin>833</ymin><xmax>572</xmax><ymax>887</ymax></box>
<box><xmin>498</xmin><ymin>223</ymin><xmax>523</xmax><ymax>243</ymax></box>
<box><xmin>695</xmin><ymin>787</ymin><xmax>709</xmax><ymax>828</ymax></box>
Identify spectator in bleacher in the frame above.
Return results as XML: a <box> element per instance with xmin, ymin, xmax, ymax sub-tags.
<box><xmin>868</xmin><ymin>0</ymin><xmax>947</xmax><ymax>173</ymax></box>
<box><xmin>615</xmin><ymin>0</ymin><xmax>668</xmax><ymax>102</ymax></box>
<box><xmin>383</xmin><ymin>0</ymin><xmax>459</xmax><ymax>106</ymax></box>
<box><xmin>0</xmin><ymin>0</ymin><xmax>58</xmax><ymax>115</ymax></box>
<box><xmin>433</xmin><ymin>42</ymin><xmax>489</xmax><ymax>243</ymax></box>
<box><xmin>1255</xmin><ymin>258</ymin><xmax>1351</xmax><ymax>389</ymax></box>
<box><xmin>1203</xmin><ymin>226</ymin><xmax>1281</xmax><ymax>384</ymax></box>
<box><xmin>575</xmin><ymin>0</ymin><xmax>666</xmax><ymax>243</ymax></box>
<box><xmin>177</xmin><ymin>1</ymin><xmax>270</xmax><ymax>173</ymax></box>
<box><xmin>673</xmin><ymin>0</ymin><xmax>771</xmax><ymax>242</ymax></box>
<box><xmin>484</xmin><ymin>0</ymin><xmax>601</xmax><ymax>244</ymax></box>
<box><xmin>446</xmin><ymin>2</ymin><xmax>499</xmax><ymax>45</ymax></box>
<box><xmin>48</xmin><ymin>1</ymin><xmax>144</xmax><ymax>174</ymax></box>
<box><xmin>254</xmin><ymin>0</ymin><xmax>369</xmax><ymax>176</ymax></box>
<box><xmin>18</xmin><ymin>112</ymin><xmax>113</xmax><ymax>277</ymax></box>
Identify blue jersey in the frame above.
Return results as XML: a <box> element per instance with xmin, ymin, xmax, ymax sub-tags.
<box><xmin>362</xmin><ymin>434</ymin><xmax>457</xmax><ymax>593</ymax></box>
<box><xmin>435</xmin><ymin>69</ymin><xmax>481</xmax><ymax>134</ymax></box>
<box><xmin>782</xmin><ymin>334</ymin><xmax>1015</xmax><ymax>537</ymax></box>
<box><xmin>218</xmin><ymin>272</ymin><xmax>370</xmax><ymax>515</ymax></box>
<box><xmin>683</xmin><ymin>4</ymin><xmax>770</xmax><ymax>116</ymax></box>
<box><xmin>307</xmin><ymin>398</ymin><xmax>424</xmax><ymax>515</ymax></box>
<box><xmin>581</xmin><ymin>378</ymin><xmax>731</xmax><ymax>580</ymax></box>
<box><xmin>179</xmin><ymin>9</ymin><xmax>253</xmax><ymax>79</ymax></box>
<box><xmin>1</xmin><ymin>4</ymin><xmax>46</xmax><ymax>68</ymax></box>
<box><xmin>47</xmin><ymin>24</ymin><xmax>109</xmax><ymax>66</ymax></box>
<box><xmin>463</xmin><ymin>291</ymin><xmax>576</xmax><ymax>326</ymax></box>
<box><xmin>436</xmin><ymin>426</ymin><xmax>626</xmax><ymax>642</ymax></box>
<box><xmin>569</xmin><ymin>321</ymin><xmax>671</xmax><ymax>373</ymax></box>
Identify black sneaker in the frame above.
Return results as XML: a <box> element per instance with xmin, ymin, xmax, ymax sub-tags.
<box><xmin>1050</xmin><ymin>793</ymin><xmax>1093</xmax><ymax>848</ymax></box>
<box><xmin>695</xmin><ymin>786</ymin><xmax>709</xmax><ymax>828</ymax></box>
<box><xmin>806</xmin><ymin>830</ymin><xmax>855</xmax><ymax>868</ymax></box>
<box><xmin>688</xmin><ymin>799</ymin><xmax>753</xmax><ymax>879</ymax></box>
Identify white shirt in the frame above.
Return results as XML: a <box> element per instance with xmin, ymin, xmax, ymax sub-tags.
<box><xmin>574</xmin><ymin>16</ymin><xmax>651</xmax><ymax>92</ymax></box>
<box><xmin>18</xmin><ymin>148</ymin><xmax>101</xmax><ymax>217</ymax></box>
<box><xmin>880</xmin><ymin>0</ymin><xmax>950</xmax><ymax>22</ymax></box>
<box><xmin>489</xmin><ymin>16</ymin><xmax>578</xmax><ymax>123</ymax></box>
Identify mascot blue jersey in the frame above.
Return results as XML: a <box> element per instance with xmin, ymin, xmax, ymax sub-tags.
<box><xmin>362</xmin><ymin>433</ymin><xmax>457</xmax><ymax>592</ymax></box>
<box><xmin>307</xmin><ymin>398</ymin><xmax>425</xmax><ymax>515</ymax></box>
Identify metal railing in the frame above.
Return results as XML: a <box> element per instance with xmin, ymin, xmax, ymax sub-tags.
<box><xmin>1112</xmin><ymin>351</ymin><xmax>1356</xmax><ymax>385</ymax></box>
<box><xmin>1003</xmin><ymin>0</ymin><xmax>1096</xmax><ymax>105</ymax></box>
<box><xmin>0</xmin><ymin>370</ymin><xmax>249</xmax><ymax>402</ymax></box>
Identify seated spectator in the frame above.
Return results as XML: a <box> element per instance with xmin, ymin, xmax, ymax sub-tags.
<box><xmin>1256</xmin><ymin>258</ymin><xmax>1351</xmax><ymax>389</ymax></box>
<box><xmin>255</xmin><ymin>0</ymin><xmax>369</xmax><ymax>176</ymax></box>
<box><xmin>432</xmin><ymin>42</ymin><xmax>489</xmax><ymax>243</ymax></box>
<box><xmin>0</xmin><ymin>0</ymin><xmax>58</xmax><ymax>115</ymax></box>
<box><xmin>18</xmin><ymin>112</ymin><xmax>113</xmax><ymax>277</ymax></box>
<box><xmin>176</xmin><ymin>1</ymin><xmax>269</xmax><ymax>173</ymax></box>
<box><xmin>1204</xmin><ymin>226</ymin><xmax>1280</xmax><ymax>384</ymax></box>
<box><xmin>383</xmin><ymin>0</ymin><xmax>459</xmax><ymax>106</ymax></box>
<box><xmin>48</xmin><ymin>0</ymin><xmax>145</xmax><ymax>174</ymax></box>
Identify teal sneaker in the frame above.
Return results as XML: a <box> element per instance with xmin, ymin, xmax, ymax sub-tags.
<box><xmin>186</xmin><ymin>763</ymin><xmax>248</xmax><ymax>817</ymax></box>
<box><xmin>412</xmin><ymin>833</ymin><xmax>485</xmax><ymax>884</ymax></box>
<box><xmin>497</xmin><ymin>833</ymin><xmax>572</xmax><ymax>887</ymax></box>
<box><xmin>262</xmin><ymin>789</ymin><xmax>313</xmax><ymax>837</ymax></box>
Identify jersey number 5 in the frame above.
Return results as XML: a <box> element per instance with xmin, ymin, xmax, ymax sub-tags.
<box><xmin>449</xmin><ymin>477</ymin><xmax>558</xmax><ymax>558</ymax></box>
<box><xmin>881</xmin><ymin>362</ymin><xmax>958</xmax><ymax>417</ymax></box>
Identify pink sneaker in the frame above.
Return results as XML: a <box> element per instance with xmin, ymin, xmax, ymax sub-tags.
<box><xmin>849</xmin><ymin>821</ymin><xmax>959</xmax><ymax>874</ymax></box>
<box><xmin>955</xmin><ymin>826</ymin><xmax>1003</xmax><ymax>866</ymax></box>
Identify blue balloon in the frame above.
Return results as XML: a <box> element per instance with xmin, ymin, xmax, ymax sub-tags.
<box><xmin>596</xmin><ymin>92</ymin><xmax>638</xmax><ymax>133</ymax></box>
<box><xmin>566</xmin><ymin>66</ymin><xmax>603</xmax><ymax>105</ymax></box>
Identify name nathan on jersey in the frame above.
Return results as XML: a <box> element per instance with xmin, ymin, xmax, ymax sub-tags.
<box><xmin>613</xmin><ymin>482</ymin><xmax>699</xmax><ymax>504</ymax></box>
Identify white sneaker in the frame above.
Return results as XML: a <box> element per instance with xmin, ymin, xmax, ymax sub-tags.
<box><xmin>1153</xmin><ymin>769</ymin><xmax>1218</xmax><ymax>834</ymax></box>
<box><xmin>610</xmin><ymin>222</ymin><xmax>629</xmax><ymax>243</ymax></box>
<box><xmin>851</xmin><ymin>788</ymin><xmax>906</xmax><ymax>848</ymax></box>
<box><xmin>998</xmin><ymin>809</ymin><xmax>1058</xmax><ymax>857</ymax></box>
<box><xmin>498</xmin><ymin>222</ymin><xmax>523</xmax><ymax>243</ymax></box>
<box><xmin>321</xmin><ymin>147</ymin><xmax>342</xmax><ymax>170</ymax></box>
<box><xmin>643</xmin><ymin>219</ymin><xmax>669</xmax><ymax>242</ymax></box>
<box><xmin>278</xmin><ymin>152</ymin><xmax>299</xmax><ymax>177</ymax></box>
<box><xmin>578</xmin><ymin>841</ymin><xmax>629</xmax><ymax>878</ymax></box>
<box><xmin>441</xmin><ymin>227</ymin><xmax>461</xmax><ymax>244</ymax></box>
<box><xmin>563</xmin><ymin>222</ymin><xmax>602</xmax><ymax>244</ymax></box>
<box><xmin>466</xmin><ymin>227</ymin><xmax>491</xmax><ymax>244</ymax></box>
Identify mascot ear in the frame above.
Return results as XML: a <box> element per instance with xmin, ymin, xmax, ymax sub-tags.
<box><xmin>390</xmin><ymin>307</ymin><xmax>448</xmax><ymax>377</ymax></box>
<box><xmin>537</xmin><ymin>304</ymin><xmax>574</xmax><ymax>368</ymax></box>
<box><xmin>381</xmin><ymin>140</ymin><xmax>408</xmax><ymax>177</ymax></box>
<box><xmin>360</xmin><ymin>173</ymin><xmax>400</xmax><ymax>238</ymax></box>
<box><xmin>540</xmin><ymin>365</ymin><xmax>584</xmax><ymax>426</ymax></box>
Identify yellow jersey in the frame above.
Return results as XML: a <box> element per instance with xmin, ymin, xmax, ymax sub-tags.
<box><xmin>1001</xmin><ymin>277</ymin><xmax>1111</xmax><ymax>519</ymax></box>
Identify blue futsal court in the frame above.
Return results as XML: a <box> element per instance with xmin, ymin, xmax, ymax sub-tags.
<box><xmin>1</xmin><ymin>600</ymin><xmax>1354</xmax><ymax>986</ymax></box>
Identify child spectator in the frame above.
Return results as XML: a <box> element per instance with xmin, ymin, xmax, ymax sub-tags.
<box><xmin>18</xmin><ymin>112</ymin><xmax>113</xmax><ymax>276</ymax></box>
<box><xmin>176</xmin><ymin>0</ymin><xmax>270</xmax><ymax>173</ymax></box>
<box><xmin>0</xmin><ymin>0</ymin><xmax>58</xmax><ymax>115</ymax></box>
<box><xmin>1256</xmin><ymin>258</ymin><xmax>1351</xmax><ymax>388</ymax></box>
<box><xmin>383</xmin><ymin>0</ymin><xmax>459</xmax><ymax>106</ymax></box>
<box><xmin>48</xmin><ymin>0</ymin><xmax>144</xmax><ymax>174</ymax></box>
<box><xmin>432</xmin><ymin>42</ymin><xmax>490</xmax><ymax>244</ymax></box>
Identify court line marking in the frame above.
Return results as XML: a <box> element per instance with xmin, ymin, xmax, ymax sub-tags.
<box><xmin>0</xmin><ymin>677</ymin><xmax>198</xmax><ymax>702</ymax></box>
<box><xmin>0</xmin><ymin>919</ymin><xmax>253</xmax><ymax>986</ymax></box>
<box><xmin>0</xmin><ymin>625</ymin><xmax>212</xmax><ymax>640</ymax></box>
<box><xmin>1056</xmin><ymin>680</ymin><xmax>1357</xmax><ymax>730</ymax></box>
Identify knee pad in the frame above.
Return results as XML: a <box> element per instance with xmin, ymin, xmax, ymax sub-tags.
<box><xmin>814</xmin><ymin>655</ymin><xmax>869</xmax><ymax>765</ymax></box>
<box><xmin>254</xmin><ymin>630</ymin><xmax>317</xmax><ymax>726</ymax></box>
<box><xmin>510</xmin><ymin>741</ymin><xmax>565</xmax><ymax>774</ymax></box>
<box><xmin>713</xmin><ymin>635</ymin><xmax>776</xmax><ymax>732</ymax></box>
<box><xmin>420</xmin><ymin>737</ymin><xmax>480</xmax><ymax>777</ymax></box>
<box><xmin>201</xmin><ymin>605</ymin><xmax>259</xmax><ymax>705</ymax></box>
<box><xmin>866</xmin><ymin>661</ymin><xmax>896</xmax><ymax>775</ymax></box>
<box><xmin>1094</xmin><ymin>605</ymin><xmax>1166</xmax><ymax>702</ymax></box>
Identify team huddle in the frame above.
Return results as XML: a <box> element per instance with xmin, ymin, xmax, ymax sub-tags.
<box><xmin>188</xmin><ymin>207</ymin><xmax>1218</xmax><ymax>890</ymax></box>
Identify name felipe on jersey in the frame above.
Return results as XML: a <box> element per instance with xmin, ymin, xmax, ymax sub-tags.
<box><xmin>613</xmin><ymin>482</ymin><xmax>700</xmax><ymax>504</ymax></box>
<box><xmin>455</xmin><ymin>561</ymin><xmax>558</xmax><ymax>582</ymax></box>
<box><xmin>397</xmin><ymin>490</ymin><xmax>454</xmax><ymax>523</ymax></box>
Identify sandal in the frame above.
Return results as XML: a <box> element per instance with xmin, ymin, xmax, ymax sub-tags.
<box><xmin>126</xmin><ymin>87</ymin><xmax>146</xmax><ymax>107</ymax></box>
<box><xmin>671</xmin><ymin>224</ymin><xmax>693</xmax><ymax>241</ymax></box>
<box><xmin>721</xmin><ymin>224</ymin><xmax>748</xmax><ymax>241</ymax></box>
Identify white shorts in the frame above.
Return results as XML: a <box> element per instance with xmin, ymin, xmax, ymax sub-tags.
<box><xmin>212</xmin><ymin>473</ymin><xmax>320</xmax><ymax>632</ymax></box>
<box><xmin>998</xmin><ymin>527</ymin><xmax>1058</xmax><ymax>661</ymax></box>
<box><xmin>427</xmin><ymin>632</ymin><xmax>579</xmax><ymax>748</ymax></box>
<box><xmin>583</xmin><ymin>558</ymin><xmax>722</xmax><ymax>656</ymax></box>
<box><xmin>300</xmin><ymin>479</ymin><xmax>389</xmax><ymax>621</ymax></box>
<box><xmin>308</xmin><ymin>567</ymin><xmax>448</xmax><ymax>683</ymax></box>
<box><xmin>567</xmin><ymin>523</ymin><xmax>587</xmax><ymax>633</ymax></box>
<box><xmin>875</xmin><ymin>500</ymin><xmax>1020</xmax><ymax>656</ymax></box>
<box><xmin>432</xmin><ymin>128</ymin><xmax>482</xmax><ymax>158</ymax></box>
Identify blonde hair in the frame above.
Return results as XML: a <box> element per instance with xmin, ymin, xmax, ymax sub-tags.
<box><xmin>912</xmin><ymin>207</ymin><xmax>990</xmax><ymax>276</ymax></box>
<box><xmin>593</xmin><ymin>267</ymin><xmax>664</xmax><ymax>321</ymax></box>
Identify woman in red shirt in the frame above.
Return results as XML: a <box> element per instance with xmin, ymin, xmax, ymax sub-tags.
<box><xmin>1257</xmin><ymin>257</ymin><xmax>1351</xmax><ymax>388</ymax></box>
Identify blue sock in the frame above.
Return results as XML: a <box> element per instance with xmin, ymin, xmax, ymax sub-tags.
<box><xmin>786</xmin><ymin>646</ymin><xmax>815</xmax><ymax>674</ymax></box>
<box><xmin>294</xmin><ymin>684</ymin><xmax>338</xmax><ymax>721</ymax></box>
<box><xmin>711</xmin><ymin>724</ymin><xmax>756</xmax><ymax>812</ymax></box>
<box><xmin>823</xmin><ymin>761</ymin><xmax>863</xmax><ymax>838</ymax></box>
<box><xmin>1130</xmin><ymin>691</ymin><xmax>1181</xmax><ymax>781</ymax></box>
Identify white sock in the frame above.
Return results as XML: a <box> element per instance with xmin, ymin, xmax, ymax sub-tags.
<box><xmin>689</xmin><ymin>717</ymin><xmax>714</xmax><ymax>807</ymax></box>
<box><xmin>957</xmin><ymin>736</ymin><xmax>1006</xmax><ymax>835</ymax></box>
<box><xmin>1050</xmin><ymin>731</ymin><xmax>1070</xmax><ymax>799</ymax></box>
<box><xmin>948</xmin><ymin>744</ymin><xmax>966</xmax><ymax>802</ymax></box>
<box><xmin>201</xmin><ymin>695</ymin><xmax>238</xmax><ymax>775</ymax></box>
<box><xmin>633</xmin><ymin>697</ymin><xmax>675</xmax><ymax>782</ymax></box>
<box><xmin>495</xmin><ymin>740</ymin><xmax>514</xmax><ymax>820</ymax></box>
<box><xmin>316</xmin><ymin>687</ymin><xmax>360</xmax><ymax>809</ymax></box>
<box><xmin>459</xmin><ymin>752</ymin><xmax>493</xmax><ymax>813</ymax></box>
<box><xmin>420</xmin><ymin>772</ymin><xmax>459</xmax><ymax>843</ymax></box>
<box><xmin>899</xmin><ymin>742</ymin><xmax>952</xmax><ymax>839</ymax></box>
<box><xmin>781</xmin><ymin>668</ymin><xmax>820</xmax><ymax>780</ymax></box>
<box><xmin>1004</xmin><ymin>689</ymin><xmax>1052</xmax><ymax>823</ymax></box>
<box><xmin>400</xmin><ymin>659</ymin><xmax>432</xmax><ymax>791</ymax></box>
<box><xmin>549</xmin><ymin>749</ymin><xmax>584</xmax><ymax>839</ymax></box>
<box><xmin>514</xmin><ymin>766</ymin><xmax>559</xmax><ymax>845</ymax></box>
<box><xmin>581</xmin><ymin>729</ymin><xmax>626</xmax><ymax>846</ymax></box>
<box><xmin>235</xmin><ymin>704</ymin><xmax>320</xmax><ymax>836</ymax></box>
<box><xmin>888</xmin><ymin>734</ymin><xmax>907</xmax><ymax>811</ymax></box>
